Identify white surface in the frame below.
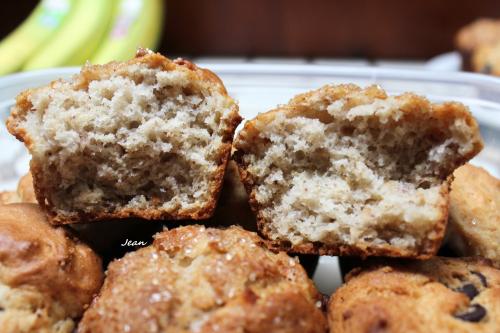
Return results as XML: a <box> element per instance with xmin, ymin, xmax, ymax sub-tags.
<box><xmin>426</xmin><ymin>51</ymin><xmax>462</xmax><ymax>72</ymax></box>
<box><xmin>312</xmin><ymin>58</ymin><xmax>370</xmax><ymax>66</ymax></box>
<box><xmin>1</xmin><ymin>64</ymin><xmax>500</xmax><ymax>294</ymax></box>
<box><xmin>375</xmin><ymin>59</ymin><xmax>427</xmax><ymax>69</ymax></box>
<box><xmin>194</xmin><ymin>57</ymin><xmax>249</xmax><ymax>64</ymax></box>
<box><xmin>250</xmin><ymin>57</ymin><xmax>308</xmax><ymax>64</ymax></box>
<box><xmin>313</xmin><ymin>256</ymin><xmax>343</xmax><ymax>295</ymax></box>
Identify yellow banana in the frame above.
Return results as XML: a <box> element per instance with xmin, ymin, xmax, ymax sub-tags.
<box><xmin>23</xmin><ymin>0</ymin><xmax>115</xmax><ymax>70</ymax></box>
<box><xmin>91</xmin><ymin>0</ymin><xmax>164</xmax><ymax>64</ymax></box>
<box><xmin>0</xmin><ymin>0</ymin><xmax>74</xmax><ymax>75</ymax></box>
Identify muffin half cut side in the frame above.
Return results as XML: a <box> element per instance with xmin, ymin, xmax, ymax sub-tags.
<box><xmin>7</xmin><ymin>50</ymin><xmax>241</xmax><ymax>224</ymax></box>
<box><xmin>234</xmin><ymin>84</ymin><xmax>483</xmax><ymax>258</ymax></box>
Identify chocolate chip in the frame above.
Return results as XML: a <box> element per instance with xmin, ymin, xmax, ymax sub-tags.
<box><xmin>342</xmin><ymin>310</ymin><xmax>353</xmax><ymax>320</ymax></box>
<box><xmin>368</xmin><ymin>319</ymin><xmax>388</xmax><ymax>333</ymax></box>
<box><xmin>454</xmin><ymin>304</ymin><xmax>487</xmax><ymax>322</ymax></box>
<box><xmin>471</xmin><ymin>271</ymin><xmax>488</xmax><ymax>287</ymax></box>
<box><xmin>456</xmin><ymin>283</ymin><xmax>479</xmax><ymax>299</ymax></box>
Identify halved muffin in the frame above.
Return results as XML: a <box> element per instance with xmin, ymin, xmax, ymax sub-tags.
<box><xmin>7</xmin><ymin>49</ymin><xmax>241</xmax><ymax>224</ymax></box>
<box><xmin>234</xmin><ymin>84</ymin><xmax>483</xmax><ymax>258</ymax></box>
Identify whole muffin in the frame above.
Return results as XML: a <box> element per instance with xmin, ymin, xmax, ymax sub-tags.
<box><xmin>455</xmin><ymin>18</ymin><xmax>500</xmax><ymax>70</ymax></box>
<box><xmin>0</xmin><ymin>203</ymin><xmax>103</xmax><ymax>333</ymax></box>
<box><xmin>455</xmin><ymin>18</ymin><xmax>500</xmax><ymax>53</ymax></box>
<box><xmin>328</xmin><ymin>257</ymin><xmax>500</xmax><ymax>333</ymax></box>
<box><xmin>447</xmin><ymin>164</ymin><xmax>500</xmax><ymax>267</ymax></box>
<box><xmin>78</xmin><ymin>225</ymin><xmax>327</xmax><ymax>333</ymax></box>
<box><xmin>234</xmin><ymin>84</ymin><xmax>482</xmax><ymax>258</ymax></box>
<box><xmin>471</xmin><ymin>41</ymin><xmax>500</xmax><ymax>75</ymax></box>
<box><xmin>7</xmin><ymin>49</ymin><xmax>241</xmax><ymax>224</ymax></box>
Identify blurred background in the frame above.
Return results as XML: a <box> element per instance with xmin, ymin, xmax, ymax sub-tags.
<box><xmin>1</xmin><ymin>0</ymin><xmax>500</xmax><ymax>73</ymax></box>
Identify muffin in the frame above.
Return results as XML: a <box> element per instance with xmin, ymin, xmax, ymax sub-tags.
<box><xmin>328</xmin><ymin>257</ymin><xmax>500</xmax><ymax>333</ymax></box>
<box><xmin>471</xmin><ymin>42</ymin><xmax>500</xmax><ymax>75</ymax></box>
<box><xmin>78</xmin><ymin>225</ymin><xmax>327</xmax><ymax>333</ymax></box>
<box><xmin>0</xmin><ymin>173</ymin><xmax>37</xmax><ymax>205</ymax></box>
<box><xmin>234</xmin><ymin>84</ymin><xmax>483</xmax><ymax>258</ymax></box>
<box><xmin>16</xmin><ymin>173</ymin><xmax>37</xmax><ymax>203</ymax></box>
<box><xmin>447</xmin><ymin>164</ymin><xmax>500</xmax><ymax>267</ymax></box>
<box><xmin>0</xmin><ymin>203</ymin><xmax>103</xmax><ymax>333</ymax></box>
<box><xmin>7</xmin><ymin>49</ymin><xmax>241</xmax><ymax>224</ymax></box>
<box><xmin>0</xmin><ymin>191</ymin><xmax>20</xmax><ymax>204</ymax></box>
<box><xmin>455</xmin><ymin>18</ymin><xmax>500</xmax><ymax>71</ymax></box>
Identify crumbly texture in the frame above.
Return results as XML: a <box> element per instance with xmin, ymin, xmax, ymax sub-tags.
<box><xmin>447</xmin><ymin>164</ymin><xmax>500</xmax><ymax>267</ymax></box>
<box><xmin>328</xmin><ymin>257</ymin><xmax>500</xmax><ymax>333</ymax></box>
<box><xmin>0</xmin><ymin>204</ymin><xmax>103</xmax><ymax>333</ymax></box>
<box><xmin>78</xmin><ymin>225</ymin><xmax>327</xmax><ymax>333</ymax></box>
<box><xmin>455</xmin><ymin>18</ymin><xmax>500</xmax><ymax>53</ymax></box>
<box><xmin>7</xmin><ymin>50</ymin><xmax>241</xmax><ymax>224</ymax></box>
<box><xmin>471</xmin><ymin>42</ymin><xmax>500</xmax><ymax>75</ymax></box>
<box><xmin>234</xmin><ymin>84</ymin><xmax>483</xmax><ymax>258</ymax></box>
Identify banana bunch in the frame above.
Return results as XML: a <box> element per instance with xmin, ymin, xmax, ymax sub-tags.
<box><xmin>0</xmin><ymin>0</ymin><xmax>74</xmax><ymax>75</ymax></box>
<box><xmin>92</xmin><ymin>0</ymin><xmax>164</xmax><ymax>64</ymax></box>
<box><xmin>0</xmin><ymin>0</ymin><xmax>164</xmax><ymax>75</ymax></box>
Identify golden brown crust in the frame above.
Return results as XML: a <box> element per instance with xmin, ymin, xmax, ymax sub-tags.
<box><xmin>0</xmin><ymin>173</ymin><xmax>41</xmax><ymax>205</ymax></box>
<box><xmin>7</xmin><ymin>50</ymin><xmax>242</xmax><ymax>225</ymax></box>
<box><xmin>455</xmin><ymin>19</ymin><xmax>500</xmax><ymax>72</ymax></box>
<box><xmin>16</xmin><ymin>172</ymin><xmax>37</xmax><ymax>203</ymax></box>
<box><xmin>471</xmin><ymin>42</ymin><xmax>500</xmax><ymax>75</ymax></box>
<box><xmin>447</xmin><ymin>164</ymin><xmax>500</xmax><ymax>267</ymax></box>
<box><xmin>78</xmin><ymin>225</ymin><xmax>327</xmax><ymax>333</ymax></box>
<box><xmin>0</xmin><ymin>191</ymin><xmax>21</xmax><ymax>205</ymax></box>
<box><xmin>233</xmin><ymin>84</ymin><xmax>482</xmax><ymax>258</ymax></box>
<box><xmin>328</xmin><ymin>257</ymin><xmax>500</xmax><ymax>333</ymax></box>
<box><xmin>0</xmin><ymin>203</ymin><xmax>103</xmax><ymax>314</ymax></box>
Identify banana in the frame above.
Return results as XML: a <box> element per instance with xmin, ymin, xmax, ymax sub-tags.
<box><xmin>0</xmin><ymin>0</ymin><xmax>74</xmax><ymax>75</ymax></box>
<box><xmin>91</xmin><ymin>0</ymin><xmax>164</xmax><ymax>64</ymax></box>
<box><xmin>23</xmin><ymin>0</ymin><xmax>115</xmax><ymax>70</ymax></box>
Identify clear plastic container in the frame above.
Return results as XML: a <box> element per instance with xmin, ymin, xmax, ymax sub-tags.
<box><xmin>1</xmin><ymin>64</ymin><xmax>499</xmax><ymax>293</ymax></box>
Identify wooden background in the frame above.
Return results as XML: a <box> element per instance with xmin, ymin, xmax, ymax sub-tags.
<box><xmin>3</xmin><ymin>0</ymin><xmax>500</xmax><ymax>59</ymax></box>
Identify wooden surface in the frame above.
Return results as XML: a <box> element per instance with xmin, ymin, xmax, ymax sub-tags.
<box><xmin>1</xmin><ymin>1</ymin><xmax>500</xmax><ymax>59</ymax></box>
<box><xmin>162</xmin><ymin>0</ymin><xmax>500</xmax><ymax>58</ymax></box>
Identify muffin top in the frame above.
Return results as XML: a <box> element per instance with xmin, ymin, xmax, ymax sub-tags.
<box><xmin>455</xmin><ymin>18</ymin><xmax>500</xmax><ymax>53</ymax></box>
<box><xmin>328</xmin><ymin>257</ymin><xmax>500</xmax><ymax>333</ymax></box>
<box><xmin>0</xmin><ymin>203</ymin><xmax>103</xmax><ymax>314</ymax></box>
<box><xmin>78</xmin><ymin>225</ymin><xmax>326</xmax><ymax>333</ymax></box>
<box><xmin>448</xmin><ymin>164</ymin><xmax>500</xmax><ymax>267</ymax></box>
